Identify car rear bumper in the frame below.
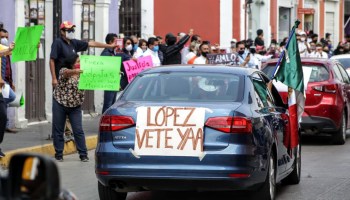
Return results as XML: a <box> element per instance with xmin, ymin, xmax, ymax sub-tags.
<box><xmin>300</xmin><ymin>116</ymin><xmax>338</xmax><ymax>134</ymax></box>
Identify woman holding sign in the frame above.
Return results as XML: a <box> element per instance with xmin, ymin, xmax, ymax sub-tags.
<box><xmin>52</xmin><ymin>54</ymin><xmax>89</xmax><ymax>162</ymax></box>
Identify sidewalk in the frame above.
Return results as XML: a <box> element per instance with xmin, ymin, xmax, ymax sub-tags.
<box><xmin>0</xmin><ymin>115</ymin><xmax>100</xmax><ymax>167</ymax></box>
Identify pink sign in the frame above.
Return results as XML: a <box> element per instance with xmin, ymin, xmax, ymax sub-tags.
<box><xmin>124</xmin><ymin>56</ymin><xmax>154</xmax><ymax>83</ymax></box>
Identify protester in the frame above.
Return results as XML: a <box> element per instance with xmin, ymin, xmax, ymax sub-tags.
<box><xmin>134</xmin><ymin>39</ymin><xmax>147</xmax><ymax>58</ymax></box>
<box><xmin>160</xmin><ymin>29</ymin><xmax>193</xmax><ymax>65</ymax></box>
<box><xmin>194</xmin><ymin>43</ymin><xmax>210</xmax><ymax>64</ymax></box>
<box><xmin>226</xmin><ymin>38</ymin><xmax>237</xmax><ymax>54</ymax></box>
<box><xmin>143</xmin><ymin>37</ymin><xmax>161</xmax><ymax>66</ymax></box>
<box><xmin>266</xmin><ymin>40</ymin><xmax>279</xmax><ymax>58</ymax></box>
<box><xmin>308</xmin><ymin>43</ymin><xmax>328</xmax><ymax>58</ymax></box>
<box><xmin>0</xmin><ymin>42</ymin><xmax>14</xmax><ymax>157</ymax></box>
<box><xmin>307</xmin><ymin>41</ymin><xmax>316</xmax><ymax>57</ymax></box>
<box><xmin>52</xmin><ymin>54</ymin><xmax>89</xmax><ymax>162</ymax></box>
<box><xmin>130</xmin><ymin>35</ymin><xmax>139</xmax><ymax>52</ymax></box>
<box><xmin>254</xmin><ymin>29</ymin><xmax>264</xmax><ymax>47</ymax></box>
<box><xmin>236</xmin><ymin>41</ymin><xmax>255</xmax><ymax>68</ymax></box>
<box><xmin>185</xmin><ymin>41</ymin><xmax>198</xmax><ymax>64</ymax></box>
<box><xmin>333</xmin><ymin>42</ymin><xmax>345</xmax><ymax>55</ymax></box>
<box><xmin>298</xmin><ymin>31</ymin><xmax>311</xmax><ymax>57</ymax></box>
<box><xmin>311</xmin><ymin>33</ymin><xmax>318</xmax><ymax>43</ymax></box>
<box><xmin>0</xmin><ymin>29</ymin><xmax>17</xmax><ymax>133</ymax></box>
<box><xmin>181</xmin><ymin>34</ymin><xmax>201</xmax><ymax>64</ymax></box>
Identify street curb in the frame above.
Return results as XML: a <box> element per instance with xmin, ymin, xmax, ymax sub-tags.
<box><xmin>0</xmin><ymin>135</ymin><xmax>98</xmax><ymax>168</ymax></box>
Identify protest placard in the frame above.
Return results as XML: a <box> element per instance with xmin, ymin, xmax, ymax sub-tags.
<box><xmin>207</xmin><ymin>53</ymin><xmax>239</xmax><ymax>65</ymax></box>
<box><xmin>134</xmin><ymin>106</ymin><xmax>206</xmax><ymax>158</ymax></box>
<box><xmin>78</xmin><ymin>55</ymin><xmax>121</xmax><ymax>91</ymax></box>
<box><xmin>12</xmin><ymin>25</ymin><xmax>44</xmax><ymax>62</ymax></box>
<box><xmin>124</xmin><ymin>55</ymin><xmax>154</xmax><ymax>83</ymax></box>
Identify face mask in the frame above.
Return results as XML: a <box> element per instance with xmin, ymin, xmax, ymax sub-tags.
<box><xmin>153</xmin><ymin>45</ymin><xmax>159</xmax><ymax>52</ymax></box>
<box><xmin>66</xmin><ymin>32</ymin><xmax>75</xmax><ymax>40</ymax></box>
<box><xmin>1</xmin><ymin>38</ymin><xmax>8</xmax><ymax>46</ymax></box>
<box><xmin>301</xmin><ymin>37</ymin><xmax>306</xmax><ymax>42</ymax></box>
<box><xmin>201</xmin><ymin>52</ymin><xmax>208</xmax><ymax>57</ymax></box>
<box><xmin>238</xmin><ymin>50</ymin><xmax>245</xmax><ymax>55</ymax></box>
<box><xmin>125</xmin><ymin>44</ymin><xmax>133</xmax><ymax>52</ymax></box>
<box><xmin>134</xmin><ymin>44</ymin><xmax>138</xmax><ymax>51</ymax></box>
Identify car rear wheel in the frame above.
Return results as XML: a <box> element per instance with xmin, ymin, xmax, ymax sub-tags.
<box><xmin>98</xmin><ymin>181</ymin><xmax>127</xmax><ymax>200</ymax></box>
<box><xmin>333</xmin><ymin>113</ymin><xmax>347</xmax><ymax>145</ymax></box>
<box><xmin>253</xmin><ymin>153</ymin><xmax>276</xmax><ymax>200</ymax></box>
<box><xmin>282</xmin><ymin>143</ymin><xmax>301</xmax><ymax>184</ymax></box>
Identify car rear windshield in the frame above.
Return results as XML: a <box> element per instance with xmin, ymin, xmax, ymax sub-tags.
<box><xmin>121</xmin><ymin>72</ymin><xmax>245</xmax><ymax>102</ymax></box>
<box><xmin>263</xmin><ymin>65</ymin><xmax>329</xmax><ymax>83</ymax></box>
<box><xmin>337</xmin><ymin>59</ymin><xmax>350</xmax><ymax>69</ymax></box>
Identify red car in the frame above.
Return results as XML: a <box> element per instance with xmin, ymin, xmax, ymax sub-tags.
<box><xmin>262</xmin><ymin>58</ymin><xmax>350</xmax><ymax>145</ymax></box>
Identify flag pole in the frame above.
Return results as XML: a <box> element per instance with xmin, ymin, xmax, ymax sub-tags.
<box><xmin>271</xmin><ymin>20</ymin><xmax>301</xmax><ymax>79</ymax></box>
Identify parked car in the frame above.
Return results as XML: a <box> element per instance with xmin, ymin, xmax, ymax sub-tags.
<box><xmin>262</xmin><ymin>58</ymin><xmax>350</xmax><ymax>144</ymax></box>
<box><xmin>331</xmin><ymin>54</ymin><xmax>350</xmax><ymax>75</ymax></box>
<box><xmin>96</xmin><ymin>65</ymin><xmax>301</xmax><ymax>200</ymax></box>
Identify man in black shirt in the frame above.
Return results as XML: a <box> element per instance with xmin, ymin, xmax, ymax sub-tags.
<box><xmin>50</xmin><ymin>21</ymin><xmax>117</xmax><ymax>87</ymax></box>
<box><xmin>254</xmin><ymin>29</ymin><xmax>264</xmax><ymax>47</ymax></box>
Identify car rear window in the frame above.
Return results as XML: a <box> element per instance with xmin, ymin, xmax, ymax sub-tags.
<box><xmin>262</xmin><ymin>65</ymin><xmax>329</xmax><ymax>83</ymax></box>
<box><xmin>337</xmin><ymin>59</ymin><xmax>350</xmax><ymax>69</ymax></box>
<box><xmin>121</xmin><ymin>72</ymin><xmax>245</xmax><ymax>102</ymax></box>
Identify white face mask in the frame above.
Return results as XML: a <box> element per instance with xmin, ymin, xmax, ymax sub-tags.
<box><xmin>125</xmin><ymin>44</ymin><xmax>133</xmax><ymax>52</ymax></box>
<box><xmin>1</xmin><ymin>38</ymin><xmax>8</xmax><ymax>46</ymax></box>
<box><xmin>301</xmin><ymin>37</ymin><xmax>306</xmax><ymax>42</ymax></box>
<box><xmin>66</xmin><ymin>32</ymin><xmax>75</xmax><ymax>40</ymax></box>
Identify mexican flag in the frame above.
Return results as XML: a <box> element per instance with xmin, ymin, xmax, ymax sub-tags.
<box><xmin>274</xmin><ymin>21</ymin><xmax>304</xmax><ymax>150</ymax></box>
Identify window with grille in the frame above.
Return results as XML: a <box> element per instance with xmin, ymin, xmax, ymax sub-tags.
<box><xmin>81</xmin><ymin>0</ymin><xmax>95</xmax><ymax>55</ymax></box>
<box><xmin>119</xmin><ymin>0</ymin><xmax>141</xmax><ymax>37</ymax></box>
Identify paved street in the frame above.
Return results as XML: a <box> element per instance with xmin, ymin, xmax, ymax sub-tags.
<box><xmin>57</xmin><ymin>134</ymin><xmax>350</xmax><ymax>200</ymax></box>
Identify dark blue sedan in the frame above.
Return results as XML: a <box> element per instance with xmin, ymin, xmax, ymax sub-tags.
<box><xmin>96</xmin><ymin>65</ymin><xmax>301</xmax><ymax>200</ymax></box>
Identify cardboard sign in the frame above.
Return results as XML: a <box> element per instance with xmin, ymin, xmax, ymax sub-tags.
<box><xmin>12</xmin><ymin>25</ymin><xmax>44</xmax><ymax>62</ymax></box>
<box><xmin>207</xmin><ymin>53</ymin><xmax>239</xmax><ymax>65</ymax></box>
<box><xmin>124</xmin><ymin>56</ymin><xmax>154</xmax><ymax>83</ymax></box>
<box><xmin>78</xmin><ymin>55</ymin><xmax>121</xmax><ymax>91</ymax></box>
<box><xmin>134</xmin><ymin>106</ymin><xmax>206</xmax><ymax>158</ymax></box>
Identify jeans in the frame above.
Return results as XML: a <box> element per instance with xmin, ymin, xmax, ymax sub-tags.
<box><xmin>4</xmin><ymin>87</ymin><xmax>15</xmax><ymax>129</ymax></box>
<box><xmin>52</xmin><ymin>99</ymin><xmax>88</xmax><ymax>157</ymax></box>
<box><xmin>0</xmin><ymin>94</ymin><xmax>6</xmax><ymax>144</ymax></box>
<box><xmin>102</xmin><ymin>91</ymin><xmax>118</xmax><ymax>114</ymax></box>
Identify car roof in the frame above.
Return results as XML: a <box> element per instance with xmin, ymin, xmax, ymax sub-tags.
<box><xmin>140</xmin><ymin>65</ymin><xmax>259</xmax><ymax>76</ymax></box>
<box><xmin>330</xmin><ymin>54</ymin><xmax>350</xmax><ymax>59</ymax></box>
<box><xmin>264</xmin><ymin>58</ymin><xmax>337</xmax><ymax>66</ymax></box>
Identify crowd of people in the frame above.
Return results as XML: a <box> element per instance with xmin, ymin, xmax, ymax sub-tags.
<box><xmin>2</xmin><ymin>19</ymin><xmax>350</xmax><ymax>161</ymax></box>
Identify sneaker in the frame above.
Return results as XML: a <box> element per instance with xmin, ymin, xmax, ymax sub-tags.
<box><xmin>55</xmin><ymin>156</ymin><xmax>63</xmax><ymax>162</ymax></box>
<box><xmin>80</xmin><ymin>155</ymin><xmax>89</xmax><ymax>162</ymax></box>
<box><xmin>0</xmin><ymin>151</ymin><xmax>5</xmax><ymax>158</ymax></box>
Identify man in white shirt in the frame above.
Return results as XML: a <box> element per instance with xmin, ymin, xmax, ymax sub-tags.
<box><xmin>194</xmin><ymin>43</ymin><xmax>210</xmax><ymax>64</ymax></box>
<box><xmin>308</xmin><ymin>43</ymin><xmax>328</xmax><ymax>58</ymax></box>
<box><xmin>298</xmin><ymin>31</ymin><xmax>311</xmax><ymax>57</ymax></box>
<box><xmin>142</xmin><ymin>37</ymin><xmax>161</xmax><ymax>66</ymax></box>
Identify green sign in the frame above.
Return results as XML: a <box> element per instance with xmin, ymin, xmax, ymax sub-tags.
<box><xmin>12</xmin><ymin>25</ymin><xmax>44</xmax><ymax>62</ymax></box>
<box><xmin>78</xmin><ymin>55</ymin><xmax>122</xmax><ymax>91</ymax></box>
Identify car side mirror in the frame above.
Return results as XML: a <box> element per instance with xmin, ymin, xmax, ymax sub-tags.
<box><xmin>6</xmin><ymin>153</ymin><xmax>60</xmax><ymax>200</ymax></box>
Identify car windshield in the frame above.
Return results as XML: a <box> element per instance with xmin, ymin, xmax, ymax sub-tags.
<box><xmin>121</xmin><ymin>72</ymin><xmax>245</xmax><ymax>102</ymax></box>
<box><xmin>336</xmin><ymin>58</ymin><xmax>350</xmax><ymax>69</ymax></box>
<box><xmin>263</xmin><ymin>65</ymin><xmax>329</xmax><ymax>83</ymax></box>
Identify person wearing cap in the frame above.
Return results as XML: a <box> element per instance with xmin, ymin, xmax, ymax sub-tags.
<box><xmin>298</xmin><ymin>31</ymin><xmax>311</xmax><ymax>57</ymax></box>
<box><xmin>160</xmin><ymin>29</ymin><xmax>193</xmax><ymax>65</ymax></box>
<box><xmin>50</xmin><ymin>21</ymin><xmax>118</xmax><ymax>88</ymax></box>
<box><xmin>226</xmin><ymin>38</ymin><xmax>237</xmax><ymax>54</ymax></box>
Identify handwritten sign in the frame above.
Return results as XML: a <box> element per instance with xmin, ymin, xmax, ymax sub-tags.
<box><xmin>134</xmin><ymin>106</ymin><xmax>206</xmax><ymax>158</ymax></box>
<box><xmin>78</xmin><ymin>55</ymin><xmax>121</xmax><ymax>91</ymax></box>
<box><xmin>207</xmin><ymin>53</ymin><xmax>239</xmax><ymax>65</ymax></box>
<box><xmin>124</xmin><ymin>56</ymin><xmax>154</xmax><ymax>83</ymax></box>
<box><xmin>12</xmin><ymin>25</ymin><xmax>44</xmax><ymax>62</ymax></box>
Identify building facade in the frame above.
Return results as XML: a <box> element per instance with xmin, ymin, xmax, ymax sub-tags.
<box><xmin>0</xmin><ymin>0</ymin><xmax>347</xmax><ymax>127</ymax></box>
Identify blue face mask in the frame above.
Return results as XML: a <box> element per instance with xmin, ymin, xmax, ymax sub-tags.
<box><xmin>133</xmin><ymin>44</ymin><xmax>138</xmax><ymax>51</ymax></box>
<box><xmin>153</xmin><ymin>46</ymin><xmax>159</xmax><ymax>52</ymax></box>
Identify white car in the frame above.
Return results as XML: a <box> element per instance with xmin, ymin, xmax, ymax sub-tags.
<box><xmin>331</xmin><ymin>54</ymin><xmax>350</xmax><ymax>75</ymax></box>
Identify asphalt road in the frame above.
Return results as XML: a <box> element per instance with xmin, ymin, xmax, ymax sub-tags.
<box><xmin>57</xmin><ymin>135</ymin><xmax>350</xmax><ymax>200</ymax></box>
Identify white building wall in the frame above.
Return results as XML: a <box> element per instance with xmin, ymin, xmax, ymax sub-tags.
<box><xmin>141</xmin><ymin>0</ymin><xmax>154</xmax><ymax>39</ymax></box>
<box><xmin>220</xmin><ymin>0</ymin><xmax>233</xmax><ymax>48</ymax></box>
<box><xmin>325</xmin><ymin>0</ymin><xmax>339</xmax><ymax>45</ymax></box>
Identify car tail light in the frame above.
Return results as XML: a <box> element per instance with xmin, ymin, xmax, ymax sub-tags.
<box><xmin>99</xmin><ymin>115</ymin><xmax>135</xmax><ymax>132</ymax></box>
<box><xmin>228</xmin><ymin>173</ymin><xmax>251</xmax><ymax>178</ymax></box>
<box><xmin>312</xmin><ymin>84</ymin><xmax>337</xmax><ymax>93</ymax></box>
<box><xmin>205</xmin><ymin>117</ymin><xmax>252</xmax><ymax>134</ymax></box>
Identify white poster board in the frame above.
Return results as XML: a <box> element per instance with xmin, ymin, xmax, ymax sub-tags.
<box><xmin>134</xmin><ymin>106</ymin><xmax>206</xmax><ymax>157</ymax></box>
